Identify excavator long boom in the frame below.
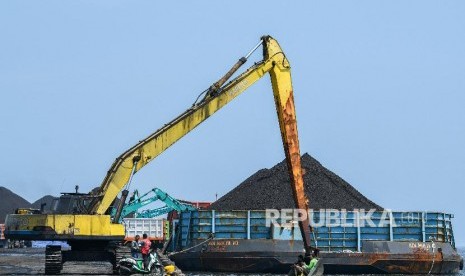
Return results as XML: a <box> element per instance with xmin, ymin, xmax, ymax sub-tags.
<box><xmin>88</xmin><ymin>35</ymin><xmax>313</xmax><ymax>252</ymax></box>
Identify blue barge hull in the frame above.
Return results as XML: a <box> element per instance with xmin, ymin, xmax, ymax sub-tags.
<box><xmin>170</xmin><ymin>210</ymin><xmax>463</xmax><ymax>274</ymax></box>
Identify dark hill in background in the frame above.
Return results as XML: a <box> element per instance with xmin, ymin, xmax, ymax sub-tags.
<box><xmin>0</xmin><ymin>187</ymin><xmax>32</xmax><ymax>223</ymax></box>
<box><xmin>32</xmin><ymin>195</ymin><xmax>57</xmax><ymax>211</ymax></box>
<box><xmin>0</xmin><ymin>186</ymin><xmax>115</xmax><ymax>223</ymax></box>
<box><xmin>209</xmin><ymin>153</ymin><xmax>382</xmax><ymax>210</ymax></box>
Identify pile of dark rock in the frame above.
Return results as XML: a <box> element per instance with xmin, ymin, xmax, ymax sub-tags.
<box><xmin>208</xmin><ymin>153</ymin><xmax>382</xmax><ymax>210</ymax></box>
<box><xmin>0</xmin><ymin>187</ymin><xmax>56</xmax><ymax>223</ymax></box>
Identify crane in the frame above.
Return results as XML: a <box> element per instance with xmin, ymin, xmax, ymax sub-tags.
<box><xmin>111</xmin><ymin>188</ymin><xmax>197</xmax><ymax>222</ymax></box>
<box><xmin>5</xmin><ymin>36</ymin><xmax>312</xmax><ymax>274</ymax></box>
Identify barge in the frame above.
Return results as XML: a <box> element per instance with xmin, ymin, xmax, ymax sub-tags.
<box><xmin>170</xmin><ymin>210</ymin><xmax>463</xmax><ymax>274</ymax></box>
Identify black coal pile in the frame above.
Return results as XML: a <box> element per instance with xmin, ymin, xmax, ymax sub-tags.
<box><xmin>32</xmin><ymin>195</ymin><xmax>57</xmax><ymax>210</ymax></box>
<box><xmin>0</xmin><ymin>187</ymin><xmax>31</xmax><ymax>223</ymax></box>
<box><xmin>0</xmin><ymin>187</ymin><xmax>58</xmax><ymax>223</ymax></box>
<box><xmin>208</xmin><ymin>153</ymin><xmax>382</xmax><ymax>210</ymax></box>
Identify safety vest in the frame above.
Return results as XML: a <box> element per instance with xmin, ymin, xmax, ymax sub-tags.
<box><xmin>141</xmin><ymin>239</ymin><xmax>152</xmax><ymax>255</ymax></box>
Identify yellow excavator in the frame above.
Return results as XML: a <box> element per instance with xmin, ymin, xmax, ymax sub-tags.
<box><xmin>5</xmin><ymin>35</ymin><xmax>313</xmax><ymax>274</ymax></box>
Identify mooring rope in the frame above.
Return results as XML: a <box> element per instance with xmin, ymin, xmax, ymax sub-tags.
<box><xmin>427</xmin><ymin>239</ymin><xmax>436</xmax><ymax>275</ymax></box>
<box><xmin>168</xmin><ymin>234</ymin><xmax>214</xmax><ymax>256</ymax></box>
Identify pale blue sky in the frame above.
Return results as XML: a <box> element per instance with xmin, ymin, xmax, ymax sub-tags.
<box><xmin>0</xmin><ymin>1</ymin><xmax>464</xmax><ymax>245</ymax></box>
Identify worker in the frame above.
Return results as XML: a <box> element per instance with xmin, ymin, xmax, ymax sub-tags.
<box><xmin>140</xmin><ymin>233</ymin><xmax>152</xmax><ymax>270</ymax></box>
<box><xmin>130</xmin><ymin>235</ymin><xmax>141</xmax><ymax>258</ymax></box>
<box><xmin>304</xmin><ymin>250</ymin><xmax>319</xmax><ymax>274</ymax></box>
<box><xmin>288</xmin><ymin>255</ymin><xmax>307</xmax><ymax>276</ymax></box>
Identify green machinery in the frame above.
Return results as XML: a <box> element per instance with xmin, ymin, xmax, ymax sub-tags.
<box><xmin>112</xmin><ymin>187</ymin><xmax>197</xmax><ymax>222</ymax></box>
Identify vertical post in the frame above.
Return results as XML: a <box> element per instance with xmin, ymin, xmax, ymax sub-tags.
<box><xmin>328</xmin><ymin>225</ymin><xmax>331</xmax><ymax>252</ymax></box>
<box><xmin>356</xmin><ymin>211</ymin><xmax>361</xmax><ymax>252</ymax></box>
<box><xmin>389</xmin><ymin>211</ymin><xmax>394</xmax><ymax>241</ymax></box>
<box><xmin>312</xmin><ymin>231</ymin><xmax>318</xmax><ymax>248</ymax></box>
<box><xmin>443</xmin><ymin>212</ymin><xmax>447</xmax><ymax>242</ymax></box>
<box><xmin>421</xmin><ymin>212</ymin><xmax>426</xmax><ymax>242</ymax></box>
<box><xmin>172</xmin><ymin>220</ymin><xmax>177</xmax><ymax>252</ymax></box>
<box><xmin>247</xmin><ymin>211</ymin><xmax>251</xmax><ymax>240</ymax></box>
<box><xmin>211</xmin><ymin>210</ymin><xmax>216</xmax><ymax>234</ymax></box>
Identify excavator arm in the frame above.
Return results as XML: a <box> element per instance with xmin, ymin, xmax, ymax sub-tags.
<box><xmin>111</xmin><ymin>188</ymin><xmax>196</xmax><ymax>222</ymax></box>
<box><xmin>88</xmin><ymin>35</ymin><xmax>313</xmax><ymax>252</ymax></box>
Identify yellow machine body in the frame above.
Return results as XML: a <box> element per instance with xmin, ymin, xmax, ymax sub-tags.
<box><xmin>5</xmin><ymin>214</ymin><xmax>124</xmax><ymax>240</ymax></box>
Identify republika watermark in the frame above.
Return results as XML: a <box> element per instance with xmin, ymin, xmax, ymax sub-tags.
<box><xmin>266</xmin><ymin>209</ymin><xmax>424</xmax><ymax>228</ymax></box>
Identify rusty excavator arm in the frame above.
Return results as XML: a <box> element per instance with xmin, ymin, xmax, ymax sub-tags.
<box><xmin>87</xmin><ymin>35</ymin><xmax>313</xmax><ymax>252</ymax></box>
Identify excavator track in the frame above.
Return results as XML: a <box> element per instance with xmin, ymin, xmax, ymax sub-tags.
<box><xmin>113</xmin><ymin>245</ymin><xmax>131</xmax><ymax>274</ymax></box>
<box><xmin>45</xmin><ymin>245</ymin><xmax>62</xmax><ymax>275</ymax></box>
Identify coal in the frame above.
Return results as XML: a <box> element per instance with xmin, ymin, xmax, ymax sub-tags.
<box><xmin>0</xmin><ymin>187</ymin><xmax>57</xmax><ymax>222</ymax></box>
<box><xmin>32</xmin><ymin>195</ymin><xmax>57</xmax><ymax>210</ymax></box>
<box><xmin>208</xmin><ymin>153</ymin><xmax>382</xmax><ymax>210</ymax></box>
<box><xmin>0</xmin><ymin>187</ymin><xmax>31</xmax><ymax>223</ymax></box>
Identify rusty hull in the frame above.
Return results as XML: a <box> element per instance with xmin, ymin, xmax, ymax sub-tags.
<box><xmin>171</xmin><ymin>240</ymin><xmax>463</xmax><ymax>274</ymax></box>
<box><xmin>321</xmin><ymin>251</ymin><xmax>461</xmax><ymax>274</ymax></box>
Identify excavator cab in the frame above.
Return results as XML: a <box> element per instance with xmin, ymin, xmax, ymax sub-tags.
<box><xmin>50</xmin><ymin>193</ymin><xmax>93</xmax><ymax>214</ymax></box>
<box><xmin>49</xmin><ymin>185</ymin><xmax>102</xmax><ymax>215</ymax></box>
